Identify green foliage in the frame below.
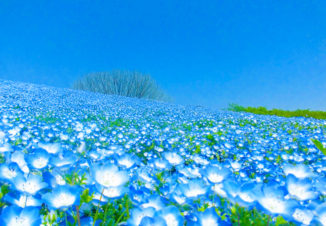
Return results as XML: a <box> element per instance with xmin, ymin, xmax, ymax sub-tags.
<box><xmin>0</xmin><ymin>154</ymin><xmax>5</xmax><ymax>164</ymax></box>
<box><xmin>80</xmin><ymin>189</ymin><xmax>94</xmax><ymax>204</ymax></box>
<box><xmin>194</xmin><ymin>119</ymin><xmax>215</xmax><ymax>128</ymax></box>
<box><xmin>0</xmin><ymin>184</ymin><xmax>10</xmax><ymax>208</ymax></box>
<box><xmin>155</xmin><ymin>171</ymin><xmax>166</xmax><ymax>195</ymax></box>
<box><xmin>228</xmin><ymin>103</ymin><xmax>326</xmax><ymax>120</ymax></box>
<box><xmin>311</xmin><ymin>139</ymin><xmax>326</xmax><ymax>156</ymax></box>
<box><xmin>93</xmin><ymin>194</ymin><xmax>132</xmax><ymax>226</ymax></box>
<box><xmin>13</xmin><ymin>104</ymin><xmax>21</xmax><ymax>109</ymax></box>
<box><xmin>212</xmin><ymin>195</ymin><xmax>296</xmax><ymax>226</ymax></box>
<box><xmin>64</xmin><ymin>170</ymin><xmax>88</xmax><ymax>186</ymax></box>
<box><xmin>36</xmin><ymin>112</ymin><xmax>58</xmax><ymax>123</ymax></box>
<box><xmin>205</xmin><ymin>134</ymin><xmax>217</xmax><ymax>146</ymax></box>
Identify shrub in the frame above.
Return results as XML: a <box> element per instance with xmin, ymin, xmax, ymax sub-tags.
<box><xmin>227</xmin><ymin>103</ymin><xmax>326</xmax><ymax>120</ymax></box>
<box><xmin>73</xmin><ymin>70</ymin><xmax>170</xmax><ymax>101</ymax></box>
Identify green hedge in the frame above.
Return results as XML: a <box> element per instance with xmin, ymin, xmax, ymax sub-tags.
<box><xmin>227</xmin><ymin>104</ymin><xmax>326</xmax><ymax>120</ymax></box>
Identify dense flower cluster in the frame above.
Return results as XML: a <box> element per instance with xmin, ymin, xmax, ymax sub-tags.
<box><xmin>0</xmin><ymin>80</ymin><xmax>325</xmax><ymax>225</ymax></box>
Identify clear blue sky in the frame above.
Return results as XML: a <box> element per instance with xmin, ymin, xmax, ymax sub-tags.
<box><xmin>1</xmin><ymin>0</ymin><xmax>326</xmax><ymax>110</ymax></box>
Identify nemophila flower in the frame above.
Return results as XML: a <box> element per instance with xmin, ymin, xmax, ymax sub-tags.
<box><xmin>116</xmin><ymin>154</ymin><xmax>139</xmax><ymax>168</ymax></box>
<box><xmin>196</xmin><ymin>207</ymin><xmax>221</xmax><ymax>226</ymax></box>
<box><xmin>156</xmin><ymin>206</ymin><xmax>184</xmax><ymax>226</ymax></box>
<box><xmin>315</xmin><ymin>203</ymin><xmax>326</xmax><ymax>226</ymax></box>
<box><xmin>10</xmin><ymin>151</ymin><xmax>29</xmax><ymax>173</ymax></box>
<box><xmin>222</xmin><ymin>178</ymin><xmax>241</xmax><ymax>202</ymax></box>
<box><xmin>151</xmin><ymin>158</ymin><xmax>171</xmax><ymax>170</ymax></box>
<box><xmin>96</xmin><ymin>184</ymin><xmax>128</xmax><ymax>198</ymax></box>
<box><xmin>25</xmin><ymin>148</ymin><xmax>50</xmax><ymax>170</ymax></box>
<box><xmin>178</xmin><ymin>165</ymin><xmax>201</xmax><ymax>179</ymax></box>
<box><xmin>283</xmin><ymin>164</ymin><xmax>315</xmax><ymax>179</ymax></box>
<box><xmin>43</xmin><ymin>170</ymin><xmax>66</xmax><ymax>187</ymax></box>
<box><xmin>203</xmin><ymin>165</ymin><xmax>231</xmax><ymax>183</ymax></box>
<box><xmin>127</xmin><ymin>207</ymin><xmax>156</xmax><ymax>226</ymax></box>
<box><xmin>92</xmin><ymin>163</ymin><xmax>129</xmax><ymax>187</ymax></box>
<box><xmin>211</xmin><ymin>183</ymin><xmax>228</xmax><ymax>198</ymax></box>
<box><xmin>51</xmin><ymin>151</ymin><xmax>77</xmax><ymax>168</ymax></box>
<box><xmin>38</xmin><ymin>142</ymin><xmax>61</xmax><ymax>154</ymax></box>
<box><xmin>229</xmin><ymin>161</ymin><xmax>242</xmax><ymax>171</ymax></box>
<box><xmin>13</xmin><ymin>174</ymin><xmax>48</xmax><ymax>195</ymax></box>
<box><xmin>0</xmin><ymin>143</ymin><xmax>12</xmax><ymax>153</ymax></box>
<box><xmin>163</xmin><ymin>152</ymin><xmax>184</xmax><ymax>166</ymax></box>
<box><xmin>314</xmin><ymin>177</ymin><xmax>326</xmax><ymax>195</ymax></box>
<box><xmin>235</xmin><ymin>182</ymin><xmax>262</xmax><ymax>208</ymax></box>
<box><xmin>0</xmin><ymin>205</ymin><xmax>41</xmax><ymax>226</ymax></box>
<box><xmin>129</xmin><ymin>186</ymin><xmax>150</xmax><ymax>205</ymax></box>
<box><xmin>0</xmin><ymin>162</ymin><xmax>24</xmax><ymax>183</ymax></box>
<box><xmin>42</xmin><ymin>185</ymin><xmax>81</xmax><ymax>209</ymax></box>
<box><xmin>191</xmin><ymin>155</ymin><xmax>209</xmax><ymax>166</ymax></box>
<box><xmin>256</xmin><ymin>182</ymin><xmax>298</xmax><ymax>217</ymax></box>
<box><xmin>141</xmin><ymin>195</ymin><xmax>166</xmax><ymax>211</ymax></box>
<box><xmin>179</xmin><ymin>179</ymin><xmax>208</xmax><ymax>199</ymax></box>
<box><xmin>0</xmin><ymin>131</ymin><xmax>6</xmax><ymax>143</ymax></box>
<box><xmin>139</xmin><ymin>216</ymin><xmax>166</xmax><ymax>226</ymax></box>
<box><xmin>5</xmin><ymin>193</ymin><xmax>42</xmax><ymax>208</ymax></box>
<box><xmin>292</xmin><ymin>208</ymin><xmax>314</xmax><ymax>225</ymax></box>
<box><xmin>286</xmin><ymin>174</ymin><xmax>318</xmax><ymax>201</ymax></box>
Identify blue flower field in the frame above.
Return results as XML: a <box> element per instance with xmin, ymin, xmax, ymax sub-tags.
<box><xmin>0</xmin><ymin>80</ymin><xmax>325</xmax><ymax>225</ymax></box>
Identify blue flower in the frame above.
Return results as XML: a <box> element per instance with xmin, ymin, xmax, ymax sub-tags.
<box><xmin>286</xmin><ymin>174</ymin><xmax>318</xmax><ymax>201</ymax></box>
<box><xmin>10</xmin><ymin>151</ymin><xmax>29</xmax><ymax>173</ymax></box>
<box><xmin>25</xmin><ymin>148</ymin><xmax>50</xmax><ymax>170</ymax></box>
<box><xmin>116</xmin><ymin>154</ymin><xmax>139</xmax><ymax>169</ymax></box>
<box><xmin>38</xmin><ymin>142</ymin><xmax>62</xmax><ymax>154</ymax></box>
<box><xmin>92</xmin><ymin>163</ymin><xmax>129</xmax><ymax>187</ymax></box>
<box><xmin>203</xmin><ymin>165</ymin><xmax>231</xmax><ymax>184</ymax></box>
<box><xmin>235</xmin><ymin>182</ymin><xmax>262</xmax><ymax>208</ymax></box>
<box><xmin>178</xmin><ymin>179</ymin><xmax>208</xmax><ymax>199</ymax></box>
<box><xmin>127</xmin><ymin>207</ymin><xmax>156</xmax><ymax>226</ymax></box>
<box><xmin>139</xmin><ymin>216</ymin><xmax>166</xmax><ymax>226</ymax></box>
<box><xmin>4</xmin><ymin>193</ymin><xmax>42</xmax><ymax>208</ymax></box>
<box><xmin>51</xmin><ymin>151</ymin><xmax>77</xmax><ymax>169</ymax></box>
<box><xmin>155</xmin><ymin>206</ymin><xmax>184</xmax><ymax>226</ymax></box>
<box><xmin>283</xmin><ymin>164</ymin><xmax>315</xmax><ymax>179</ymax></box>
<box><xmin>141</xmin><ymin>195</ymin><xmax>166</xmax><ymax>211</ymax></box>
<box><xmin>256</xmin><ymin>182</ymin><xmax>298</xmax><ymax>217</ymax></box>
<box><xmin>0</xmin><ymin>205</ymin><xmax>41</xmax><ymax>226</ymax></box>
<box><xmin>42</xmin><ymin>185</ymin><xmax>81</xmax><ymax>209</ymax></box>
<box><xmin>0</xmin><ymin>162</ymin><xmax>24</xmax><ymax>183</ymax></box>
<box><xmin>196</xmin><ymin>207</ymin><xmax>221</xmax><ymax>226</ymax></box>
<box><xmin>291</xmin><ymin>208</ymin><xmax>314</xmax><ymax>225</ymax></box>
<box><xmin>315</xmin><ymin>203</ymin><xmax>326</xmax><ymax>226</ymax></box>
<box><xmin>96</xmin><ymin>184</ymin><xmax>128</xmax><ymax>198</ymax></box>
<box><xmin>163</xmin><ymin>152</ymin><xmax>184</xmax><ymax>166</ymax></box>
<box><xmin>13</xmin><ymin>174</ymin><xmax>48</xmax><ymax>195</ymax></box>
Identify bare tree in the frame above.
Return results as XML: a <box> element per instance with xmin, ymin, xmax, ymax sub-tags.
<box><xmin>73</xmin><ymin>70</ymin><xmax>170</xmax><ymax>101</ymax></box>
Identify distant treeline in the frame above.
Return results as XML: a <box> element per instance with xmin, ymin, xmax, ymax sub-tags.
<box><xmin>227</xmin><ymin>104</ymin><xmax>326</xmax><ymax>120</ymax></box>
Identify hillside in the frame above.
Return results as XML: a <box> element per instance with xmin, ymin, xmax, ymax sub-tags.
<box><xmin>0</xmin><ymin>80</ymin><xmax>325</xmax><ymax>225</ymax></box>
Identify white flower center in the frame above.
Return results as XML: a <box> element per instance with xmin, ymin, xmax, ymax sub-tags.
<box><xmin>3</xmin><ymin>168</ymin><xmax>17</xmax><ymax>178</ymax></box>
<box><xmin>8</xmin><ymin>216</ymin><xmax>31</xmax><ymax>226</ymax></box>
<box><xmin>208</xmin><ymin>173</ymin><xmax>224</xmax><ymax>183</ymax></box>
<box><xmin>259</xmin><ymin>197</ymin><xmax>285</xmax><ymax>214</ymax></box>
<box><xmin>52</xmin><ymin>193</ymin><xmax>76</xmax><ymax>208</ymax></box>
<box><xmin>33</xmin><ymin>157</ymin><xmax>48</xmax><ymax>168</ymax></box>
<box><xmin>164</xmin><ymin>214</ymin><xmax>178</xmax><ymax>226</ymax></box>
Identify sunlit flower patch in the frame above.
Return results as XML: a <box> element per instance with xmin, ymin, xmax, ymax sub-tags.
<box><xmin>0</xmin><ymin>80</ymin><xmax>326</xmax><ymax>225</ymax></box>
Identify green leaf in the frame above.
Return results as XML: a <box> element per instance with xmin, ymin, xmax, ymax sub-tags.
<box><xmin>275</xmin><ymin>216</ymin><xmax>289</xmax><ymax>226</ymax></box>
<box><xmin>80</xmin><ymin>189</ymin><xmax>93</xmax><ymax>204</ymax></box>
<box><xmin>311</xmin><ymin>139</ymin><xmax>326</xmax><ymax>156</ymax></box>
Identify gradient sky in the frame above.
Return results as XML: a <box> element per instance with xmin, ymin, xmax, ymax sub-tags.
<box><xmin>1</xmin><ymin>1</ymin><xmax>326</xmax><ymax>110</ymax></box>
